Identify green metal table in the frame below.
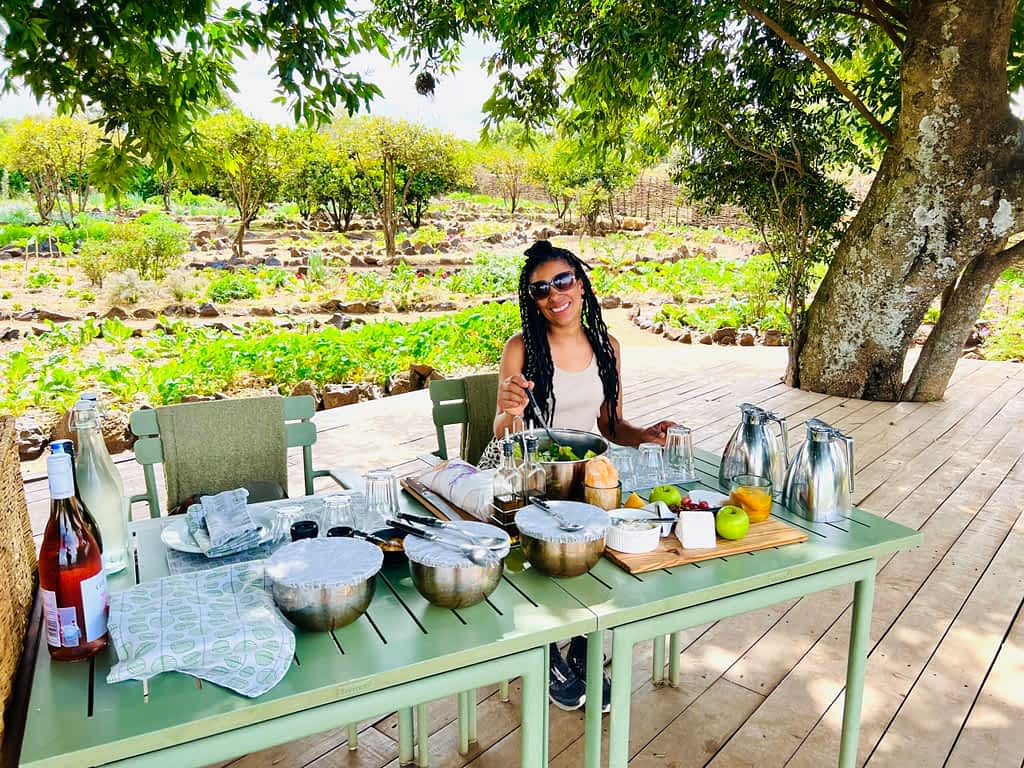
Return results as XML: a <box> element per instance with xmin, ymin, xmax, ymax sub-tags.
<box><xmin>19</xmin><ymin>510</ymin><xmax>595</xmax><ymax>767</ymax></box>
<box><xmin>559</xmin><ymin>449</ymin><xmax>922</xmax><ymax>768</ymax></box>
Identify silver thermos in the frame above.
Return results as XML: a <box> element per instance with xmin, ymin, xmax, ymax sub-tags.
<box><xmin>719</xmin><ymin>403</ymin><xmax>790</xmax><ymax>493</ymax></box>
<box><xmin>782</xmin><ymin>418</ymin><xmax>855</xmax><ymax>523</ymax></box>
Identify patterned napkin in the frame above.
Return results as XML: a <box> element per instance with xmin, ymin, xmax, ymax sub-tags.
<box><xmin>186</xmin><ymin>488</ymin><xmax>261</xmax><ymax>557</ymax></box>
<box><xmin>107</xmin><ymin>562</ymin><xmax>294</xmax><ymax>698</ymax></box>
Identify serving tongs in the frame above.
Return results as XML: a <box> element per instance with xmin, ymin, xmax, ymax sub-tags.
<box><xmin>397</xmin><ymin>511</ymin><xmax>506</xmax><ymax>549</ymax></box>
<box><xmin>387</xmin><ymin>519</ymin><xmax>499</xmax><ymax>566</ymax></box>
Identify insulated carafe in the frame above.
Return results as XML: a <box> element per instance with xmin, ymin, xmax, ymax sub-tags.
<box><xmin>782</xmin><ymin>418</ymin><xmax>854</xmax><ymax>523</ymax></box>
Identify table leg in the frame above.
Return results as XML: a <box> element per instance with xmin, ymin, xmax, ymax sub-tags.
<box><xmin>583</xmin><ymin>630</ymin><xmax>604</xmax><ymax>768</ymax></box>
<box><xmin>346</xmin><ymin>722</ymin><xmax>358</xmax><ymax>751</ymax></box>
<box><xmin>398</xmin><ymin>708</ymin><xmax>415</xmax><ymax>765</ymax></box>
<box><xmin>651</xmin><ymin>634</ymin><xmax>665</xmax><ymax>685</ymax></box>
<box><xmin>467</xmin><ymin>689</ymin><xmax>478</xmax><ymax>744</ymax></box>
<box><xmin>458</xmin><ymin>691</ymin><xmax>470</xmax><ymax>754</ymax></box>
<box><xmin>839</xmin><ymin>567</ymin><xmax>876</xmax><ymax>768</ymax></box>
<box><xmin>608</xmin><ymin>633</ymin><xmax>635</xmax><ymax>767</ymax></box>
<box><xmin>520</xmin><ymin>647</ymin><xmax>546</xmax><ymax>768</ymax></box>
<box><xmin>416</xmin><ymin>702</ymin><xmax>430</xmax><ymax>768</ymax></box>
<box><xmin>668</xmin><ymin>632</ymin><xmax>681</xmax><ymax>686</ymax></box>
<box><xmin>542</xmin><ymin>642</ymin><xmax>551</xmax><ymax>765</ymax></box>
<box><xmin>500</xmin><ymin>679</ymin><xmax>511</xmax><ymax>702</ymax></box>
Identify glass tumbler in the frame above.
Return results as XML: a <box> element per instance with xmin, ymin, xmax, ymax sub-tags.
<box><xmin>609</xmin><ymin>446</ymin><xmax>638</xmax><ymax>493</ymax></box>
<box><xmin>729</xmin><ymin>474</ymin><xmax>774</xmax><ymax>523</ymax></box>
<box><xmin>636</xmin><ymin>443</ymin><xmax>665</xmax><ymax>489</ymax></box>
<box><xmin>271</xmin><ymin>504</ymin><xmax>304</xmax><ymax>543</ymax></box>
<box><xmin>321</xmin><ymin>495</ymin><xmax>354</xmax><ymax>533</ymax></box>
<box><xmin>363</xmin><ymin>469</ymin><xmax>399</xmax><ymax>532</ymax></box>
<box><xmin>664</xmin><ymin>425</ymin><xmax>697</xmax><ymax>483</ymax></box>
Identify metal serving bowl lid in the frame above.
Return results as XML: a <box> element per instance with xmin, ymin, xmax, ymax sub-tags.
<box><xmin>404</xmin><ymin>521</ymin><xmax>511</xmax><ymax>568</ymax></box>
<box><xmin>515</xmin><ymin>501</ymin><xmax>609</xmax><ymax>543</ymax></box>
<box><xmin>267</xmin><ymin>538</ymin><xmax>383</xmax><ymax>589</ymax></box>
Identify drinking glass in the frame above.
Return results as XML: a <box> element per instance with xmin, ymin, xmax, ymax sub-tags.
<box><xmin>271</xmin><ymin>504</ymin><xmax>304</xmax><ymax>543</ymax></box>
<box><xmin>321</xmin><ymin>495</ymin><xmax>354</xmax><ymax>533</ymax></box>
<box><xmin>664</xmin><ymin>425</ymin><xmax>697</xmax><ymax>483</ymax></box>
<box><xmin>729</xmin><ymin>474</ymin><xmax>774</xmax><ymax>523</ymax></box>
<box><xmin>363</xmin><ymin>469</ymin><xmax>399</xmax><ymax>532</ymax></box>
<box><xmin>636</xmin><ymin>443</ymin><xmax>665</xmax><ymax>489</ymax></box>
<box><xmin>608</xmin><ymin>446</ymin><xmax>638</xmax><ymax>493</ymax></box>
<box><xmin>584</xmin><ymin>480</ymin><xmax>621</xmax><ymax>511</ymax></box>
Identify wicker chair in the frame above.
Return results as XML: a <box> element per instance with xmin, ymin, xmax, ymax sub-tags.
<box><xmin>0</xmin><ymin>415</ymin><xmax>39</xmax><ymax>765</ymax></box>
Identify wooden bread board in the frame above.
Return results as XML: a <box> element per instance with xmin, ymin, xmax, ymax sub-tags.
<box><xmin>401</xmin><ymin>477</ymin><xmax>476</xmax><ymax>522</ymax></box>
<box><xmin>602</xmin><ymin>516</ymin><xmax>808</xmax><ymax>574</ymax></box>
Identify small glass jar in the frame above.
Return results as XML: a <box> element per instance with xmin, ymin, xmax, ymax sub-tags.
<box><xmin>729</xmin><ymin>474</ymin><xmax>773</xmax><ymax>523</ymax></box>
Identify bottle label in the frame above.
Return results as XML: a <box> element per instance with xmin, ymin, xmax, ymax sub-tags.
<box><xmin>80</xmin><ymin>570</ymin><xmax>109</xmax><ymax>643</ymax></box>
<box><xmin>41</xmin><ymin>588</ymin><xmax>61</xmax><ymax>647</ymax></box>
<box><xmin>47</xmin><ymin>456</ymin><xmax>75</xmax><ymax>500</ymax></box>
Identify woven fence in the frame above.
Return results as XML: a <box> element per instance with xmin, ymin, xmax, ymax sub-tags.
<box><xmin>0</xmin><ymin>415</ymin><xmax>36</xmax><ymax>751</ymax></box>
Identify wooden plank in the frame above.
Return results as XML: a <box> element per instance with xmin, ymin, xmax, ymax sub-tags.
<box><xmin>715</xmin><ymin>429</ymin><xmax>1024</xmax><ymax>767</ymax></box>
<box><xmin>865</xmin><ymin>479</ymin><xmax>1024</xmax><ymax>767</ymax></box>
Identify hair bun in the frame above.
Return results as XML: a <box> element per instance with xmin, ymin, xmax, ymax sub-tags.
<box><xmin>525</xmin><ymin>240</ymin><xmax>554</xmax><ymax>257</ymax></box>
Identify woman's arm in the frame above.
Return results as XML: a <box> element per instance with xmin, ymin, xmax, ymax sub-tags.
<box><xmin>597</xmin><ymin>336</ymin><xmax>677</xmax><ymax>447</ymax></box>
<box><xmin>493</xmin><ymin>334</ymin><xmax>533</xmax><ymax>439</ymax></box>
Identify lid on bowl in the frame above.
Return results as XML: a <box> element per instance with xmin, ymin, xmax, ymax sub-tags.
<box><xmin>515</xmin><ymin>501</ymin><xmax>609</xmax><ymax>544</ymax></box>
<box><xmin>404</xmin><ymin>521</ymin><xmax>511</xmax><ymax>568</ymax></box>
<box><xmin>267</xmin><ymin>538</ymin><xmax>383</xmax><ymax>589</ymax></box>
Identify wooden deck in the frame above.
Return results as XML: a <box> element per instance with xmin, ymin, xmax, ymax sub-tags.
<box><xmin>21</xmin><ymin>340</ymin><xmax>1024</xmax><ymax>767</ymax></box>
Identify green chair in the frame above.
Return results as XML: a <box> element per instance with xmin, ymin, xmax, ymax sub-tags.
<box><xmin>428</xmin><ymin>373</ymin><xmax>499</xmax><ymax>466</ymax></box>
<box><xmin>128</xmin><ymin>394</ymin><xmax>349</xmax><ymax>518</ymax></box>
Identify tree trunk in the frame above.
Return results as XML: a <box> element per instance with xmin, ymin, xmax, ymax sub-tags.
<box><xmin>797</xmin><ymin>0</ymin><xmax>1024</xmax><ymax>400</ymax></box>
<box><xmin>382</xmin><ymin>156</ymin><xmax>397</xmax><ymax>259</ymax></box>
<box><xmin>902</xmin><ymin>243</ymin><xmax>1023</xmax><ymax>400</ymax></box>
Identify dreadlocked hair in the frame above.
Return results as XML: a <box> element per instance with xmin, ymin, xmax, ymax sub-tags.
<box><xmin>518</xmin><ymin>239</ymin><xmax>620</xmax><ymax>437</ymax></box>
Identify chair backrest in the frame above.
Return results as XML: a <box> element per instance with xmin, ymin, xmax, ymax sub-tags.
<box><xmin>429</xmin><ymin>374</ymin><xmax>499</xmax><ymax>466</ymax></box>
<box><xmin>129</xmin><ymin>395</ymin><xmax>319</xmax><ymax>517</ymax></box>
<box><xmin>0</xmin><ymin>416</ymin><xmax>37</xmax><ymax>757</ymax></box>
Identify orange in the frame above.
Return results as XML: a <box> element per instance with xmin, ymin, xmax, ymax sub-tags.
<box><xmin>730</xmin><ymin>486</ymin><xmax>773</xmax><ymax>523</ymax></box>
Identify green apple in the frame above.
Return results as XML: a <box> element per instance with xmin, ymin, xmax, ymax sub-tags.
<box><xmin>715</xmin><ymin>505</ymin><xmax>750</xmax><ymax>540</ymax></box>
<box><xmin>648</xmin><ymin>484</ymin><xmax>683</xmax><ymax>507</ymax></box>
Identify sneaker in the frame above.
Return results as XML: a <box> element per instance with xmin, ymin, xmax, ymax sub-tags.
<box><xmin>548</xmin><ymin>643</ymin><xmax>586</xmax><ymax>710</ymax></box>
<box><xmin>567</xmin><ymin>636</ymin><xmax>612</xmax><ymax>713</ymax></box>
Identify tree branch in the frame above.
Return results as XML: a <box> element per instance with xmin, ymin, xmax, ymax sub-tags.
<box><xmin>712</xmin><ymin>118</ymin><xmax>804</xmax><ymax>172</ymax></box>
<box><xmin>861</xmin><ymin>0</ymin><xmax>906</xmax><ymax>49</ymax></box>
<box><xmin>739</xmin><ymin>1</ymin><xmax>895</xmax><ymax>142</ymax></box>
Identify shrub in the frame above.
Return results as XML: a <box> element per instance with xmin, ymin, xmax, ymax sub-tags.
<box><xmin>207</xmin><ymin>271</ymin><xmax>260</xmax><ymax>303</ymax></box>
<box><xmin>163</xmin><ymin>268</ymin><xmax>203</xmax><ymax>302</ymax></box>
<box><xmin>25</xmin><ymin>270</ymin><xmax>55</xmax><ymax>288</ymax></box>
<box><xmin>105</xmin><ymin>269</ymin><xmax>155</xmax><ymax>306</ymax></box>
<box><xmin>76</xmin><ymin>213</ymin><xmax>189</xmax><ymax>284</ymax></box>
<box><xmin>78</xmin><ymin>240</ymin><xmax>111</xmax><ymax>286</ymax></box>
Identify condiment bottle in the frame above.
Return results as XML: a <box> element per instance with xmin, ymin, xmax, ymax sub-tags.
<box><xmin>48</xmin><ymin>439</ymin><xmax>104</xmax><ymax>554</ymax></box>
<box><xmin>522</xmin><ymin>433</ymin><xmax>547</xmax><ymax>502</ymax></box>
<box><xmin>73</xmin><ymin>396</ymin><xmax>129</xmax><ymax>574</ymax></box>
<box><xmin>39</xmin><ymin>452</ymin><xmax>109</xmax><ymax>661</ymax></box>
<box><xmin>493</xmin><ymin>436</ymin><xmax>525</xmax><ymax>513</ymax></box>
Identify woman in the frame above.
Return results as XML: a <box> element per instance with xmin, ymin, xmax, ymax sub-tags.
<box><xmin>494</xmin><ymin>239</ymin><xmax>676</xmax><ymax>712</ymax></box>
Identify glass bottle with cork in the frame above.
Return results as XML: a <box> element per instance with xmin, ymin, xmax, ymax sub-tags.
<box><xmin>48</xmin><ymin>439</ymin><xmax>104</xmax><ymax>554</ymax></box>
<box><xmin>39</xmin><ymin>451</ymin><xmax>109</xmax><ymax>661</ymax></box>
<box><xmin>522</xmin><ymin>432</ymin><xmax>547</xmax><ymax>503</ymax></box>
<box><xmin>72</xmin><ymin>394</ymin><xmax>129</xmax><ymax>574</ymax></box>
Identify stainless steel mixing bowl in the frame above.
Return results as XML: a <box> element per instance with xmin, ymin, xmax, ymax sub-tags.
<box><xmin>271</xmin><ymin>577</ymin><xmax>375</xmax><ymax>632</ymax></box>
<box><xmin>409</xmin><ymin>559</ymin><xmax>504</xmax><ymax>609</ymax></box>
<box><xmin>516</xmin><ymin>428</ymin><xmax>609</xmax><ymax>500</ymax></box>
<box><xmin>519</xmin><ymin>532</ymin><xmax>606</xmax><ymax>577</ymax></box>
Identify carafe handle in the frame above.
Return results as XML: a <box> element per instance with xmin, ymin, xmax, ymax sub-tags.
<box><xmin>836</xmin><ymin>431</ymin><xmax>855</xmax><ymax>493</ymax></box>
<box><xmin>764</xmin><ymin>410</ymin><xmax>789</xmax><ymax>467</ymax></box>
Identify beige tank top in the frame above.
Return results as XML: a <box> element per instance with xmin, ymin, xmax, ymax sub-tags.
<box><xmin>550</xmin><ymin>356</ymin><xmax>603</xmax><ymax>433</ymax></box>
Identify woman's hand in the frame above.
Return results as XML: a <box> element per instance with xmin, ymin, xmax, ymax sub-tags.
<box><xmin>640</xmin><ymin>419</ymin><xmax>678</xmax><ymax>446</ymax></box>
<box><xmin>498</xmin><ymin>374</ymin><xmax>534</xmax><ymax>417</ymax></box>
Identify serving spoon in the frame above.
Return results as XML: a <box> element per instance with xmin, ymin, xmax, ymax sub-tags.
<box><xmin>387</xmin><ymin>519</ymin><xmax>495</xmax><ymax>566</ymax></box>
<box><xmin>524</xmin><ymin>387</ymin><xmax>557</xmax><ymax>443</ymax></box>
<box><xmin>531</xmin><ymin>496</ymin><xmax>584</xmax><ymax>532</ymax></box>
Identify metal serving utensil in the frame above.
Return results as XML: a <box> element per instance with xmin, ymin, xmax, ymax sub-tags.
<box><xmin>387</xmin><ymin>519</ymin><xmax>494</xmax><ymax>566</ymax></box>
<box><xmin>524</xmin><ymin>387</ymin><xmax>557</xmax><ymax>443</ymax></box>
<box><xmin>531</xmin><ymin>496</ymin><xmax>584</xmax><ymax>532</ymax></box>
<box><xmin>397</xmin><ymin>512</ymin><xmax>506</xmax><ymax>549</ymax></box>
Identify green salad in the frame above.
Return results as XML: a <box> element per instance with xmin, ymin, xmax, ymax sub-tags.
<box><xmin>512</xmin><ymin>441</ymin><xmax>597</xmax><ymax>462</ymax></box>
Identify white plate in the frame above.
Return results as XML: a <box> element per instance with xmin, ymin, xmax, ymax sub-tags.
<box><xmin>160</xmin><ymin>515</ymin><xmax>274</xmax><ymax>554</ymax></box>
<box><xmin>683</xmin><ymin>489</ymin><xmax>730</xmax><ymax>511</ymax></box>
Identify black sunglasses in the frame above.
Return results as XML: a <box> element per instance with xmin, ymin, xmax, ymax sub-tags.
<box><xmin>528</xmin><ymin>270</ymin><xmax>577</xmax><ymax>300</ymax></box>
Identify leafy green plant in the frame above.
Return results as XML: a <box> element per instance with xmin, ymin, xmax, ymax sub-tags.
<box><xmin>983</xmin><ymin>308</ymin><xmax>1024</xmax><ymax>361</ymax></box>
<box><xmin>207</xmin><ymin>272</ymin><xmax>260</xmax><ymax>303</ymax></box>
<box><xmin>25</xmin><ymin>269</ymin><xmax>55</xmax><ymax>288</ymax></box>
<box><xmin>104</xmin><ymin>269</ymin><xmax>154</xmax><ymax>307</ymax></box>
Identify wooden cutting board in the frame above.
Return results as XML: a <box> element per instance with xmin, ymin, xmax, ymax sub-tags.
<box><xmin>401</xmin><ymin>478</ymin><xmax>477</xmax><ymax>521</ymax></box>
<box><xmin>602</xmin><ymin>516</ymin><xmax>808</xmax><ymax>574</ymax></box>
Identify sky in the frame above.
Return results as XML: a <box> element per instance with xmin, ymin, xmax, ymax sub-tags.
<box><xmin>0</xmin><ymin>37</ymin><xmax>499</xmax><ymax>140</ymax></box>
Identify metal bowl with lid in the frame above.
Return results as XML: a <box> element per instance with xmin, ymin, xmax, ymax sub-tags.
<box><xmin>404</xmin><ymin>521</ymin><xmax>511</xmax><ymax>609</ymax></box>
<box><xmin>513</xmin><ymin>428</ymin><xmax>609</xmax><ymax>500</ymax></box>
<box><xmin>515</xmin><ymin>500</ymin><xmax>608</xmax><ymax>577</ymax></box>
<box><xmin>266</xmin><ymin>538</ymin><xmax>383</xmax><ymax>631</ymax></box>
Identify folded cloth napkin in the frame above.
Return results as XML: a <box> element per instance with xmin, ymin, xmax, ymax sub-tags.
<box><xmin>186</xmin><ymin>488</ymin><xmax>261</xmax><ymax>557</ymax></box>
<box><xmin>107</xmin><ymin>562</ymin><xmax>294</xmax><ymax>698</ymax></box>
<box><xmin>418</xmin><ymin>459</ymin><xmax>495</xmax><ymax>521</ymax></box>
